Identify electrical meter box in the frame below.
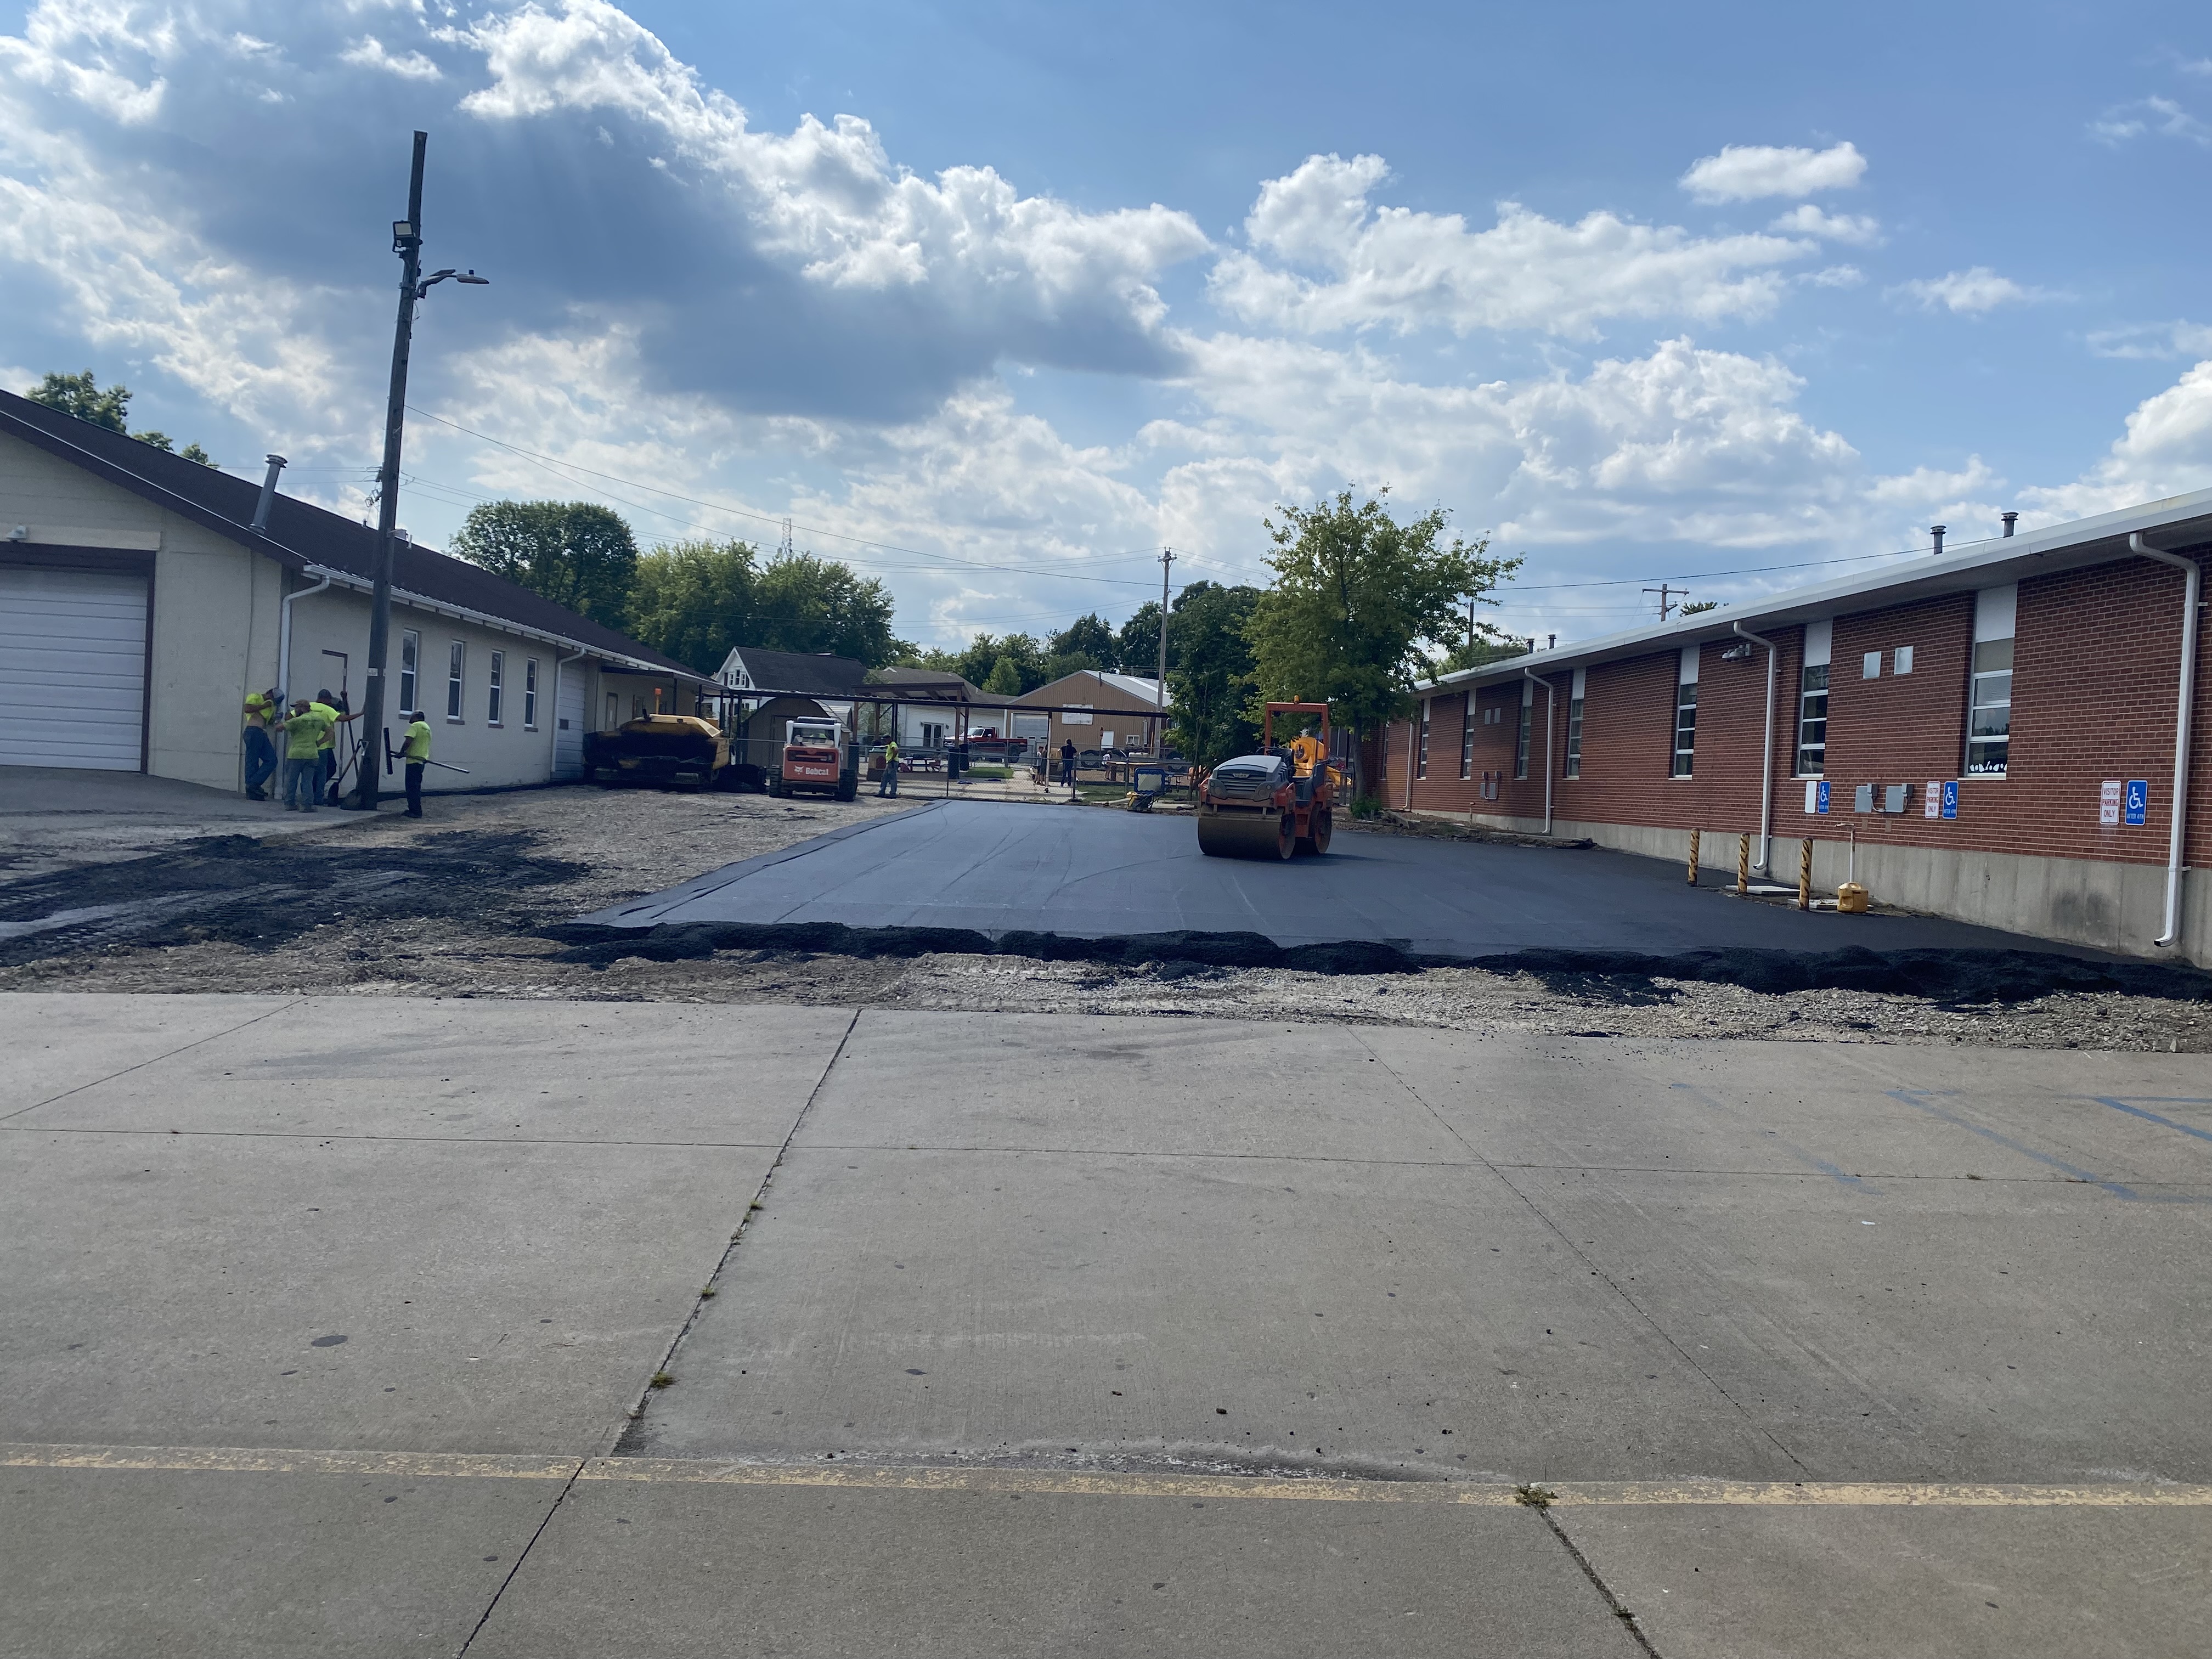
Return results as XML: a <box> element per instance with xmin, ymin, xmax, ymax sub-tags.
<box><xmin>1883</xmin><ymin>783</ymin><xmax>1911</xmax><ymax>814</ymax></box>
<box><xmin>1854</xmin><ymin>783</ymin><xmax>1875</xmax><ymax>813</ymax></box>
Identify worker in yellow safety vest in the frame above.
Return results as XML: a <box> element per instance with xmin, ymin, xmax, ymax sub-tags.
<box><xmin>399</xmin><ymin>710</ymin><xmax>432</xmax><ymax>818</ymax></box>
<box><xmin>876</xmin><ymin>736</ymin><xmax>900</xmax><ymax>797</ymax></box>
<box><xmin>241</xmin><ymin>690</ymin><xmax>278</xmax><ymax>799</ymax></box>
<box><xmin>1286</xmin><ymin>725</ymin><xmax>1327</xmax><ymax>778</ymax></box>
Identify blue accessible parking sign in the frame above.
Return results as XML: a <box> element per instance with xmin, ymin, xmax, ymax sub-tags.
<box><xmin>1940</xmin><ymin>780</ymin><xmax>1958</xmax><ymax>820</ymax></box>
<box><xmin>1815</xmin><ymin>781</ymin><xmax>1830</xmax><ymax>814</ymax></box>
<box><xmin>2125</xmin><ymin>780</ymin><xmax>2149</xmax><ymax>827</ymax></box>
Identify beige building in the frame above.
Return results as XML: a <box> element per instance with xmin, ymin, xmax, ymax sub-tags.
<box><xmin>0</xmin><ymin>390</ymin><xmax>708</xmax><ymax>794</ymax></box>
<box><xmin>1009</xmin><ymin>669</ymin><xmax>1170</xmax><ymax>757</ymax></box>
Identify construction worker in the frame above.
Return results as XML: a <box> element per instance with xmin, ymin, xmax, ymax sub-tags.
<box><xmin>1059</xmin><ymin>737</ymin><xmax>1078</xmax><ymax>788</ymax></box>
<box><xmin>877</xmin><ymin>736</ymin><xmax>900</xmax><ymax>797</ymax></box>
<box><xmin>1287</xmin><ymin>724</ymin><xmax>1327</xmax><ymax>778</ymax></box>
<box><xmin>275</xmin><ymin>698</ymin><xmax>332</xmax><ymax>812</ymax></box>
<box><xmin>312</xmin><ymin>689</ymin><xmax>361</xmax><ymax>804</ymax></box>
<box><xmin>398</xmin><ymin>709</ymin><xmax>432</xmax><ymax>818</ymax></box>
<box><xmin>241</xmin><ymin>689</ymin><xmax>278</xmax><ymax>799</ymax></box>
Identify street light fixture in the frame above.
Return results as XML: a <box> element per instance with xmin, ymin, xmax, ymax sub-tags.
<box><xmin>349</xmin><ymin>132</ymin><xmax>489</xmax><ymax>811</ymax></box>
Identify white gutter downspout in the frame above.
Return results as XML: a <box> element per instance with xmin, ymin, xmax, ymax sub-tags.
<box><xmin>550</xmin><ymin>647</ymin><xmax>587</xmax><ymax>778</ymax></box>
<box><xmin>1733</xmin><ymin>620</ymin><xmax>1779</xmax><ymax>873</ymax></box>
<box><xmin>2130</xmin><ymin>533</ymin><xmax>2200</xmax><ymax>949</ymax></box>
<box><xmin>1523</xmin><ymin>667</ymin><xmax>1554</xmax><ymax>836</ymax></box>
<box><xmin>276</xmin><ymin>569</ymin><xmax>332</xmax><ymax>702</ymax></box>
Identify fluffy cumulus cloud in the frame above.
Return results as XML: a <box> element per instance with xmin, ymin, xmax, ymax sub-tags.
<box><xmin>1679</xmin><ymin>141</ymin><xmax>1866</xmax><ymax>203</ymax></box>
<box><xmin>0</xmin><ymin>1</ymin><xmax>2202</xmax><ymax>648</ymax></box>
<box><xmin>1210</xmin><ymin>153</ymin><xmax>1818</xmax><ymax>341</ymax></box>
<box><xmin>1889</xmin><ymin>267</ymin><xmax>2046</xmax><ymax>316</ymax></box>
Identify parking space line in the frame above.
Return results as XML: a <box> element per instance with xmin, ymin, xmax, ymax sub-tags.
<box><xmin>6</xmin><ymin>1444</ymin><xmax>2209</xmax><ymax>1506</ymax></box>
<box><xmin>2091</xmin><ymin>1097</ymin><xmax>2212</xmax><ymax>1147</ymax></box>
<box><xmin>1883</xmin><ymin>1088</ymin><xmax>2212</xmax><ymax>1204</ymax></box>
<box><xmin>1669</xmin><ymin>1082</ymin><xmax>1879</xmax><ymax>1191</ymax></box>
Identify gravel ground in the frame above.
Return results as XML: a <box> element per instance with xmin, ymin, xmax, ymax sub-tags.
<box><xmin>1</xmin><ymin>785</ymin><xmax>2205</xmax><ymax>1051</ymax></box>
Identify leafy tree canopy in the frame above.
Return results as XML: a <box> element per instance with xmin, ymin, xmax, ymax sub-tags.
<box><xmin>29</xmin><ymin>370</ymin><xmax>214</xmax><ymax>463</ymax></box>
<box><xmin>1244</xmin><ymin>488</ymin><xmax>1520</xmax><ymax>782</ymax></box>
<box><xmin>1116</xmin><ymin>601</ymin><xmax>1164</xmax><ymax>679</ymax></box>
<box><xmin>1677</xmin><ymin>599</ymin><xmax>1720</xmax><ymax>616</ymax></box>
<box><xmin>1048</xmin><ymin>613</ymin><xmax>1118</xmax><ymax>669</ymax></box>
<box><xmin>1163</xmin><ymin>580</ymin><xmax>1262</xmax><ymax>767</ymax></box>
<box><xmin>628</xmin><ymin>540</ymin><xmax>909</xmax><ymax>673</ymax></box>
<box><xmin>450</xmin><ymin>500</ymin><xmax>640</xmax><ymax>628</ymax></box>
<box><xmin>983</xmin><ymin>656</ymin><xmax>1024</xmax><ymax>696</ymax></box>
<box><xmin>749</xmin><ymin>552</ymin><xmax>907</xmax><ymax>666</ymax></box>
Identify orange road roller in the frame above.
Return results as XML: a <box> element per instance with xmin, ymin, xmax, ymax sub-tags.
<box><xmin>1195</xmin><ymin>701</ymin><xmax>1335</xmax><ymax>859</ymax></box>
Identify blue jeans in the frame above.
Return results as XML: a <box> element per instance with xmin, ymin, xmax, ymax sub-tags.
<box><xmin>877</xmin><ymin>765</ymin><xmax>899</xmax><ymax>797</ymax></box>
<box><xmin>242</xmin><ymin>727</ymin><xmax>276</xmax><ymax>795</ymax></box>
<box><xmin>283</xmin><ymin>757</ymin><xmax>321</xmax><ymax>810</ymax></box>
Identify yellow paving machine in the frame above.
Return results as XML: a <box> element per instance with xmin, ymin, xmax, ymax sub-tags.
<box><xmin>1195</xmin><ymin>701</ymin><xmax>1335</xmax><ymax>859</ymax></box>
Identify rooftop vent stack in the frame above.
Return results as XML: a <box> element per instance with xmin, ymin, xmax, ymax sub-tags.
<box><xmin>250</xmin><ymin>454</ymin><xmax>287</xmax><ymax>534</ymax></box>
<box><xmin>1931</xmin><ymin>523</ymin><xmax>1946</xmax><ymax>558</ymax></box>
<box><xmin>1548</xmin><ymin>633</ymin><xmax>1556</xmax><ymax>650</ymax></box>
<box><xmin>2001</xmin><ymin>511</ymin><xmax>2018</xmax><ymax>538</ymax></box>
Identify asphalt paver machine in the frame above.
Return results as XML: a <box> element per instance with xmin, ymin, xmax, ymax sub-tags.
<box><xmin>1195</xmin><ymin>701</ymin><xmax>1335</xmax><ymax>859</ymax></box>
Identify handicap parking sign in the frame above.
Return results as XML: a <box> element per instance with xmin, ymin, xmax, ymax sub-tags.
<box><xmin>2125</xmin><ymin>779</ymin><xmax>2149</xmax><ymax>827</ymax></box>
<box><xmin>1813</xmin><ymin>780</ymin><xmax>1830</xmax><ymax>815</ymax></box>
<box><xmin>1940</xmin><ymin>780</ymin><xmax>1958</xmax><ymax>820</ymax></box>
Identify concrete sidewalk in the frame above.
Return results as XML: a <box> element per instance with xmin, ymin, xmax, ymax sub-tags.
<box><xmin>3</xmin><ymin>995</ymin><xmax>2208</xmax><ymax>1656</ymax></box>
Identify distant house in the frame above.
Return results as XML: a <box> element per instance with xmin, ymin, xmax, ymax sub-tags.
<box><xmin>715</xmin><ymin>645</ymin><xmax>869</xmax><ymax>705</ymax></box>
<box><xmin>865</xmin><ymin>665</ymin><xmax>1014</xmax><ymax>752</ymax></box>
<box><xmin>1009</xmin><ymin>670</ymin><xmax>1170</xmax><ymax>758</ymax></box>
<box><xmin>0</xmin><ymin>388</ymin><xmax>711</xmax><ymax>789</ymax></box>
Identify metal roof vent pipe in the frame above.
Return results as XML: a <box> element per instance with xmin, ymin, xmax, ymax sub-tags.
<box><xmin>2001</xmin><ymin>511</ymin><xmax>2018</xmax><ymax>538</ymax></box>
<box><xmin>250</xmin><ymin>454</ymin><xmax>287</xmax><ymax>534</ymax></box>
<box><xmin>1931</xmin><ymin>523</ymin><xmax>1946</xmax><ymax>557</ymax></box>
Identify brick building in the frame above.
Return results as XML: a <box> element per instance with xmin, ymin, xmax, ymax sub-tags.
<box><xmin>1381</xmin><ymin>490</ymin><xmax>2210</xmax><ymax>966</ymax></box>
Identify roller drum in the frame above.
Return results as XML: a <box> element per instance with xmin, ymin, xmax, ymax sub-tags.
<box><xmin>1197</xmin><ymin>808</ymin><xmax>1296</xmax><ymax>859</ymax></box>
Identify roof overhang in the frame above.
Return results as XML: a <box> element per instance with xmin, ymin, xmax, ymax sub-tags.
<box><xmin>1423</xmin><ymin>488</ymin><xmax>2212</xmax><ymax>694</ymax></box>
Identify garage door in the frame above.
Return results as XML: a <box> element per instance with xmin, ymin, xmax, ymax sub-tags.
<box><xmin>0</xmin><ymin>566</ymin><xmax>148</xmax><ymax>770</ymax></box>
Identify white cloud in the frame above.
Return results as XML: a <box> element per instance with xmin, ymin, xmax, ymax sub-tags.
<box><xmin>1889</xmin><ymin>267</ymin><xmax>2045</xmax><ymax>316</ymax></box>
<box><xmin>2086</xmin><ymin>320</ymin><xmax>2212</xmax><ymax>360</ymax></box>
<box><xmin>1679</xmin><ymin>141</ymin><xmax>1866</xmax><ymax>203</ymax></box>
<box><xmin>1803</xmin><ymin>264</ymin><xmax>1865</xmax><ymax>289</ymax></box>
<box><xmin>2089</xmin><ymin>95</ymin><xmax>2211</xmax><ymax>147</ymax></box>
<box><xmin>340</xmin><ymin>36</ymin><xmax>441</xmax><ymax>79</ymax></box>
<box><xmin>1766</xmin><ymin>204</ymin><xmax>1882</xmax><ymax>245</ymax></box>
<box><xmin>2022</xmin><ymin>358</ymin><xmax>2212</xmax><ymax>520</ymax></box>
<box><xmin>1209</xmin><ymin>153</ymin><xmax>1813</xmax><ymax>340</ymax></box>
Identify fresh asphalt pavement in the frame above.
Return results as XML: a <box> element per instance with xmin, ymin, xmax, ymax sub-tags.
<box><xmin>582</xmin><ymin>798</ymin><xmax>2098</xmax><ymax>958</ymax></box>
<box><xmin>4</xmin><ymin>994</ymin><xmax>2209</xmax><ymax>1657</ymax></box>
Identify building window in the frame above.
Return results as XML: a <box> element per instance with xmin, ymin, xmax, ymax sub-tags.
<box><xmin>1459</xmin><ymin>697</ymin><xmax>1474</xmax><ymax>780</ymax></box>
<box><xmin>487</xmin><ymin>650</ymin><xmax>504</xmax><ymax>726</ymax></box>
<box><xmin>921</xmin><ymin>722</ymin><xmax>945</xmax><ymax>749</ymax></box>
<box><xmin>1670</xmin><ymin>647</ymin><xmax>1698</xmax><ymax>778</ymax></box>
<box><xmin>1564</xmin><ymin>668</ymin><xmax>1584</xmax><ymax>780</ymax></box>
<box><xmin>1416</xmin><ymin>700</ymin><xmax>1430</xmax><ymax>779</ymax></box>
<box><xmin>1795</xmin><ymin>619</ymin><xmax>1832</xmax><ymax>777</ymax></box>
<box><xmin>446</xmin><ymin>641</ymin><xmax>465</xmax><ymax>721</ymax></box>
<box><xmin>523</xmin><ymin>658</ymin><xmax>539</xmax><ymax>729</ymax></box>
<box><xmin>1514</xmin><ymin>682</ymin><xmax>1532</xmax><ymax>781</ymax></box>
<box><xmin>1966</xmin><ymin>584</ymin><xmax>2016</xmax><ymax>777</ymax></box>
<box><xmin>399</xmin><ymin>630</ymin><xmax>419</xmax><ymax>715</ymax></box>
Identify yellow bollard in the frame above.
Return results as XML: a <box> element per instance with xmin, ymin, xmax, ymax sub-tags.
<box><xmin>1687</xmin><ymin>828</ymin><xmax>1701</xmax><ymax>886</ymax></box>
<box><xmin>1798</xmin><ymin>838</ymin><xmax>1813</xmax><ymax>911</ymax></box>
<box><xmin>1736</xmin><ymin>833</ymin><xmax>1750</xmax><ymax>896</ymax></box>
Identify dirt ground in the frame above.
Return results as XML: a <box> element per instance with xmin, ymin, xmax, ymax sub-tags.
<box><xmin>2</xmin><ymin>784</ymin><xmax>2207</xmax><ymax>1051</ymax></box>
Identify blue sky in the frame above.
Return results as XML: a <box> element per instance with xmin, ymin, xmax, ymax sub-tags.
<box><xmin>3</xmin><ymin>1</ymin><xmax>2208</xmax><ymax>646</ymax></box>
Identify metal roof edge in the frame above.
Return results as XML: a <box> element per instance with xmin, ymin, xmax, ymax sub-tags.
<box><xmin>1421</xmin><ymin>487</ymin><xmax>2212</xmax><ymax>693</ymax></box>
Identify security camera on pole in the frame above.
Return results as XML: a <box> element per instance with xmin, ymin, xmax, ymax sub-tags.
<box><xmin>349</xmin><ymin>129</ymin><xmax>489</xmax><ymax>810</ymax></box>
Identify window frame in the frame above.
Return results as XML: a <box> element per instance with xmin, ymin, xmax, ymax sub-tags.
<box><xmin>1564</xmin><ymin>668</ymin><xmax>1584</xmax><ymax>780</ymax></box>
<box><xmin>1513</xmin><ymin>682</ymin><xmax>1532</xmax><ymax>781</ymax></box>
<box><xmin>1669</xmin><ymin>647</ymin><xmax>1699</xmax><ymax>779</ymax></box>
<box><xmin>1416</xmin><ymin>699</ymin><xmax>1430</xmax><ymax>780</ymax></box>
<box><xmin>399</xmin><ymin>630</ymin><xmax>419</xmax><ymax>716</ymax></box>
<box><xmin>487</xmin><ymin>649</ymin><xmax>505</xmax><ymax>727</ymax></box>
<box><xmin>1459</xmin><ymin>695</ymin><xmax>1474</xmax><ymax>780</ymax></box>
<box><xmin>445</xmin><ymin>640</ymin><xmax>465</xmax><ymax>723</ymax></box>
<box><xmin>1965</xmin><ymin>584</ymin><xmax>2017</xmax><ymax>780</ymax></box>
<box><xmin>1795</xmin><ymin>663</ymin><xmax>1830</xmax><ymax>777</ymax></box>
<box><xmin>523</xmin><ymin>658</ymin><xmax>539</xmax><ymax>730</ymax></box>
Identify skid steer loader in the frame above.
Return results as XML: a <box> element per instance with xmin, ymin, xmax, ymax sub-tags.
<box><xmin>1195</xmin><ymin>701</ymin><xmax>1334</xmax><ymax>859</ymax></box>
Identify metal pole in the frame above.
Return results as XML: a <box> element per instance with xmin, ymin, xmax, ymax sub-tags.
<box><xmin>352</xmin><ymin>129</ymin><xmax>427</xmax><ymax>812</ymax></box>
<box><xmin>1154</xmin><ymin>548</ymin><xmax>1173</xmax><ymax>757</ymax></box>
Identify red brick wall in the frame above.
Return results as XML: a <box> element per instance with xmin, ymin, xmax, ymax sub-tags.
<box><xmin>1385</xmin><ymin>549</ymin><xmax>2211</xmax><ymax>868</ymax></box>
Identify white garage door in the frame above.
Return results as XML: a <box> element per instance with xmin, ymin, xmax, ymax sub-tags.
<box><xmin>0</xmin><ymin>566</ymin><xmax>148</xmax><ymax>770</ymax></box>
<box><xmin>554</xmin><ymin>662</ymin><xmax>586</xmax><ymax>779</ymax></box>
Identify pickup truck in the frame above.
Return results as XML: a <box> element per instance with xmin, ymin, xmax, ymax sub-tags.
<box><xmin>582</xmin><ymin>715</ymin><xmax>732</xmax><ymax>790</ymax></box>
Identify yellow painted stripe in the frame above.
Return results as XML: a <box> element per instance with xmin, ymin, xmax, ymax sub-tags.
<box><xmin>4</xmin><ymin>1445</ymin><xmax>2208</xmax><ymax>1508</ymax></box>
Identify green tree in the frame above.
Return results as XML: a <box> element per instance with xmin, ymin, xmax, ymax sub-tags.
<box><xmin>1116</xmin><ymin>601</ymin><xmax>1163</xmax><ymax>679</ymax></box>
<box><xmin>954</xmin><ymin>631</ymin><xmax>1044</xmax><ymax>691</ymax></box>
<box><xmin>628</xmin><ymin>539</ymin><xmax>760</xmax><ymax>674</ymax></box>
<box><xmin>1164</xmin><ymin>580</ymin><xmax>1262</xmax><ymax>767</ymax></box>
<box><xmin>1677</xmin><ymin>599</ymin><xmax>1720</xmax><ymax>616</ymax></box>
<box><xmin>1244</xmin><ymin>488</ymin><xmax>1519</xmax><ymax>795</ymax></box>
<box><xmin>749</xmin><ymin>553</ymin><xmax>906</xmax><ymax>665</ymax></box>
<box><xmin>449</xmin><ymin>500</ymin><xmax>640</xmax><ymax>628</ymax></box>
<box><xmin>983</xmin><ymin>656</ymin><xmax>1024</xmax><ymax>696</ymax></box>
<box><xmin>27</xmin><ymin>371</ymin><xmax>214</xmax><ymax>462</ymax></box>
<box><xmin>1048</xmin><ymin>613</ymin><xmax>1118</xmax><ymax>669</ymax></box>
